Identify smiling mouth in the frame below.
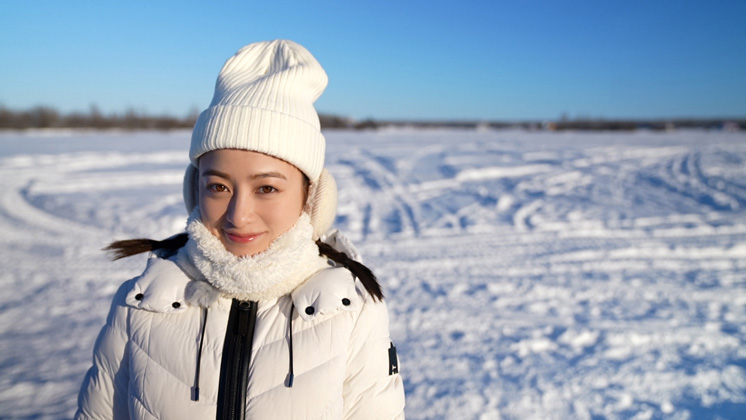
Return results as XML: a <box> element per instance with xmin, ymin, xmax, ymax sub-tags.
<box><xmin>224</xmin><ymin>231</ymin><xmax>264</xmax><ymax>244</ymax></box>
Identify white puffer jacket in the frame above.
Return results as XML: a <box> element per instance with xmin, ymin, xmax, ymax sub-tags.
<box><xmin>75</xmin><ymin>254</ymin><xmax>405</xmax><ymax>419</ymax></box>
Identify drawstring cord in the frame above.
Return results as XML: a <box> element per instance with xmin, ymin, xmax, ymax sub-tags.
<box><xmin>191</xmin><ymin>302</ymin><xmax>294</xmax><ymax>399</ymax></box>
<box><xmin>192</xmin><ymin>307</ymin><xmax>209</xmax><ymax>401</ymax></box>
<box><xmin>286</xmin><ymin>303</ymin><xmax>295</xmax><ymax>388</ymax></box>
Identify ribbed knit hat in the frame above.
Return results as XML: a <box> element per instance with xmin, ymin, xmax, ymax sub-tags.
<box><xmin>190</xmin><ymin>39</ymin><xmax>327</xmax><ymax>181</ymax></box>
<box><xmin>184</xmin><ymin>40</ymin><xmax>337</xmax><ymax>239</ymax></box>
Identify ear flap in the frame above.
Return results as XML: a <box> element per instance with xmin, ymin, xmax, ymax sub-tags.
<box><xmin>307</xmin><ymin>169</ymin><xmax>338</xmax><ymax>240</ymax></box>
<box><xmin>183</xmin><ymin>164</ymin><xmax>199</xmax><ymax>214</ymax></box>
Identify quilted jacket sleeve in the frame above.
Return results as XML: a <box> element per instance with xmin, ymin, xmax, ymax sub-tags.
<box><xmin>75</xmin><ymin>279</ymin><xmax>133</xmax><ymax>420</ymax></box>
<box><xmin>343</xmin><ymin>296</ymin><xmax>406</xmax><ymax>419</ymax></box>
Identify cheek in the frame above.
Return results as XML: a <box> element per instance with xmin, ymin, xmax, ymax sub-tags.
<box><xmin>265</xmin><ymin>190</ymin><xmax>305</xmax><ymax>229</ymax></box>
<box><xmin>276</xmin><ymin>203</ymin><xmax>302</xmax><ymax>225</ymax></box>
<box><xmin>293</xmin><ymin>186</ymin><xmax>307</xmax><ymax>215</ymax></box>
<box><xmin>198</xmin><ymin>194</ymin><xmax>225</xmax><ymax>228</ymax></box>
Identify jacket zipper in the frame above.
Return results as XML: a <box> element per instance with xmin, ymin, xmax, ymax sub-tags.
<box><xmin>217</xmin><ymin>299</ymin><xmax>258</xmax><ymax>420</ymax></box>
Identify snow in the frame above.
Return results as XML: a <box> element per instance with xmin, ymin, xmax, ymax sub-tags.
<box><xmin>1</xmin><ymin>128</ymin><xmax>745</xmax><ymax>419</ymax></box>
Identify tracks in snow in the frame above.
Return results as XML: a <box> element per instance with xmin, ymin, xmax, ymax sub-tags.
<box><xmin>2</xmin><ymin>129</ymin><xmax>746</xmax><ymax>419</ymax></box>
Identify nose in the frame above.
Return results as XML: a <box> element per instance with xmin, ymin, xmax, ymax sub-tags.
<box><xmin>225</xmin><ymin>190</ymin><xmax>255</xmax><ymax>228</ymax></box>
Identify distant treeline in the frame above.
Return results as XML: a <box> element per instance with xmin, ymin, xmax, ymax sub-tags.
<box><xmin>1</xmin><ymin>105</ymin><xmax>743</xmax><ymax>132</ymax></box>
<box><xmin>542</xmin><ymin>118</ymin><xmax>744</xmax><ymax>132</ymax></box>
<box><xmin>0</xmin><ymin>105</ymin><xmax>198</xmax><ymax>131</ymax></box>
<box><xmin>0</xmin><ymin>105</ymin><xmax>378</xmax><ymax>131</ymax></box>
<box><xmin>359</xmin><ymin>118</ymin><xmax>745</xmax><ymax>132</ymax></box>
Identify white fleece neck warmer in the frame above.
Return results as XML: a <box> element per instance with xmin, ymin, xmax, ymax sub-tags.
<box><xmin>180</xmin><ymin>207</ymin><xmax>328</xmax><ymax>302</ymax></box>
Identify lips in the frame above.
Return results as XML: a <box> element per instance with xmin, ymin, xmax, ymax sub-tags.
<box><xmin>224</xmin><ymin>231</ymin><xmax>264</xmax><ymax>244</ymax></box>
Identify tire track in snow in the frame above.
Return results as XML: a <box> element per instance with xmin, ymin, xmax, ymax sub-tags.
<box><xmin>336</xmin><ymin>149</ymin><xmax>421</xmax><ymax>238</ymax></box>
<box><xmin>0</xmin><ymin>168</ymin><xmax>102</xmax><ymax>244</ymax></box>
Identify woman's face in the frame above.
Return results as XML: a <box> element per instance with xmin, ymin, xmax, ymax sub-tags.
<box><xmin>198</xmin><ymin>149</ymin><xmax>306</xmax><ymax>257</ymax></box>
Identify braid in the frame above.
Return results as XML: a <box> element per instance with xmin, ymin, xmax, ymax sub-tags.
<box><xmin>316</xmin><ymin>240</ymin><xmax>384</xmax><ymax>301</ymax></box>
<box><xmin>104</xmin><ymin>233</ymin><xmax>189</xmax><ymax>260</ymax></box>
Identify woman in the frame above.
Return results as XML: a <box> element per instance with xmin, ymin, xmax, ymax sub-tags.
<box><xmin>76</xmin><ymin>40</ymin><xmax>405</xmax><ymax>420</ymax></box>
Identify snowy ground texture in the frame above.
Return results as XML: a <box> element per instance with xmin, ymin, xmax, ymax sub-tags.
<box><xmin>1</xmin><ymin>128</ymin><xmax>745</xmax><ymax>420</ymax></box>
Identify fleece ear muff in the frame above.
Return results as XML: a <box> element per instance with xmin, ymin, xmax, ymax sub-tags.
<box><xmin>307</xmin><ymin>169</ymin><xmax>338</xmax><ymax>240</ymax></box>
<box><xmin>183</xmin><ymin>164</ymin><xmax>199</xmax><ymax>214</ymax></box>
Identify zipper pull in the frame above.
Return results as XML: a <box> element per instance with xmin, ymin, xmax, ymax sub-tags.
<box><xmin>236</xmin><ymin>301</ymin><xmax>251</xmax><ymax>335</ymax></box>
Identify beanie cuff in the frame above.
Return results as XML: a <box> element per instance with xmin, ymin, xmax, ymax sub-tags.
<box><xmin>190</xmin><ymin>105</ymin><xmax>326</xmax><ymax>181</ymax></box>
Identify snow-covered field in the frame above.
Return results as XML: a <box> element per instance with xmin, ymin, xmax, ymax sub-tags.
<box><xmin>1</xmin><ymin>128</ymin><xmax>745</xmax><ymax>419</ymax></box>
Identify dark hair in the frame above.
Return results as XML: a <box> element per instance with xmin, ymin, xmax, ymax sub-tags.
<box><xmin>105</xmin><ymin>234</ymin><xmax>384</xmax><ymax>301</ymax></box>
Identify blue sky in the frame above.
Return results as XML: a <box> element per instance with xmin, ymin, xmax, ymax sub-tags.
<box><xmin>1</xmin><ymin>0</ymin><xmax>745</xmax><ymax>121</ymax></box>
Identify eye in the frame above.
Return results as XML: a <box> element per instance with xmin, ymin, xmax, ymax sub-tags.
<box><xmin>257</xmin><ymin>185</ymin><xmax>278</xmax><ymax>194</ymax></box>
<box><xmin>208</xmin><ymin>183</ymin><xmax>229</xmax><ymax>193</ymax></box>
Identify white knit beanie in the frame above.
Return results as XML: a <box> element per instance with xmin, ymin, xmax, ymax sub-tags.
<box><xmin>191</xmin><ymin>39</ymin><xmax>326</xmax><ymax>179</ymax></box>
<box><xmin>184</xmin><ymin>40</ymin><xmax>337</xmax><ymax>239</ymax></box>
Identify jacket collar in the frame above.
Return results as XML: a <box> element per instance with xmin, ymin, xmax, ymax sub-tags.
<box><xmin>125</xmin><ymin>254</ymin><xmax>365</xmax><ymax>321</ymax></box>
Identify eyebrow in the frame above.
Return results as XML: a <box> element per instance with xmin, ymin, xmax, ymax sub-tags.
<box><xmin>201</xmin><ymin>169</ymin><xmax>288</xmax><ymax>181</ymax></box>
